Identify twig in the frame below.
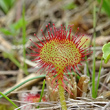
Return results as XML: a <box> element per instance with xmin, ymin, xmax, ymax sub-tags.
<box><xmin>102</xmin><ymin>101</ymin><xmax>110</xmax><ymax>110</ymax></box>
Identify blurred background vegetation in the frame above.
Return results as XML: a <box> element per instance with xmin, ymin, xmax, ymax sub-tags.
<box><xmin>0</xmin><ymin>0</ymin><xmax>110</xmax><ymax>109</ymax></box>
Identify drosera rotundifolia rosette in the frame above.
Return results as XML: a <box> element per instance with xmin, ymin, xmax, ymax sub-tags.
<box><xmin>21</xmin><ymin>93</ymin><xmax>46</xmax><ymax>110</ymax></box>
<box><xmin>28</xmin><ymin>23</ymin><xmax>91</xmax><ymax>110</ymax></box>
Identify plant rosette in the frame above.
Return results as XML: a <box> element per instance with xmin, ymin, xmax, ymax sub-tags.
<box><xmin>28</xmin><ymin>23</ymin><xmax>91</xmax><ymax>110</ymax></box>
<box><xmin>21</xmin><ymin>93</ymin><xmax>46</xmax><ymax>110</ymax></box>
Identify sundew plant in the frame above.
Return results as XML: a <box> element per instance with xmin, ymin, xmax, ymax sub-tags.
<box><xmin>29</xmin><ymin>23</ymin><xmax>91</xmax><ymax>110</ymax></box>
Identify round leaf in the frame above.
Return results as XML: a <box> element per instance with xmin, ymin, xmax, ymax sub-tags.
<box><xmin>102</xmin><ymin>42</ymin><xmax>110</xmax><ymax>63</ymax></box>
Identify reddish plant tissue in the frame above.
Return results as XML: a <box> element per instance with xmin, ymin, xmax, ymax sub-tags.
<box><xmin>24</xmin><ymin>93</ymin><xmax>46</xmax><ymax>102</ymax></box>
<box><xmin>21</xmin><ymin>93</ymin><xmax>46</xmax><ymax>110</ymax></box>
<box><xmin>29</xmin><ymin>23</ymin><xmax>91</xmax><ymax>90</ymax></box>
